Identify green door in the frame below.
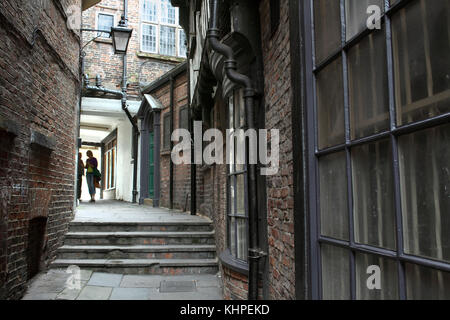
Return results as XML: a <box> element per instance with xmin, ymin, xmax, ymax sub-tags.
<box><xmin>148</xmin><ymin>132</ymin><xmax>154</xmax><ymax>198</ymax></box>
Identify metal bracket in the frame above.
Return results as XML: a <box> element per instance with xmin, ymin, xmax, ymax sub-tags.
<box><xmin>248</xmin><ymin>248</ymin><xmax>268</xmax><ymax>259</ymax></box>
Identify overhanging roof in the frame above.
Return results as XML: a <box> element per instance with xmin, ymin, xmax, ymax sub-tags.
<box><xmin>82</xmin><ymin>0</ymin><xmax>101</xmax><ymax>11</ymax></box>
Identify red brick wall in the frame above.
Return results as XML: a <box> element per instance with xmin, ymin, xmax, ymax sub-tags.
<box><xmin>259</xmin><ymin>0</ymin><xmax>296</xmax><ymax>299</ymax></box>
<box><xmin>0</xmin><ymin>0</ymin><xmax>81</xmax><ymax>299</ymax></box>
<box><xmin>82</xmin><ymin>0</ymin><xmax>183</xmax><ymax>100</ymax></box>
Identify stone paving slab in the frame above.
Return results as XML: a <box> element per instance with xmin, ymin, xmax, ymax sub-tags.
<box><xmin>87</xmin><ymin>272</ymin><xmax>123</xmax><ymax>287</ymax></box>
<box><xmin>110</xmin><ymin>288</ymin><xmax>152</xmax><ymax>300</ymax></box>
<box><xmin>77</xmin><ymin>286</ymin><xmax>112</xmax><ymax>300</ymax></box>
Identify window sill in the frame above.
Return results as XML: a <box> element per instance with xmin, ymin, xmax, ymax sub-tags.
<box><xmin>219</xmin><ymin>250</ymin><xmax>249</xmax><ymax>276</ymax></box>
<box><xmin>136</xmin><ymin>51</ymin><xmax>186</xmax><ymax>63</ymax></box>
<box><xmin>160</xmin><ymin>149</ymin><xmax>171</xmax><ymax>156</ymax></box>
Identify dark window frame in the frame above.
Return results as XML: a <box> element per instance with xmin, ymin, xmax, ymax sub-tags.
<box><xmin>179</xmin><ymin>105</ymin><xmax>189</xmax><ymax>131</ymax></box>
<box><xmin>163</xmin><ymin>112</ymin><xmax>171</xmax><ymax>150</ymax></box>
<box><xmin>302</xmin><ymin>0</ymin><xmax>450</xmax><ymax>300</ymax></box>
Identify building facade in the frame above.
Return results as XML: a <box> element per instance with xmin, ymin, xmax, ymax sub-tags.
<box><xmin>0</xmin><ymin>0</ymin><xmax>85</xmax><ymax>299</ymax></box>
<box><xmin>167</xmin><ymin>0</ymin><xmax>450</xmax><ymax>300</ymax></box>
<box><xmin>80</xmin><ymin>0</ymin><xmax>187</xmax><ymax>202</ymax></box>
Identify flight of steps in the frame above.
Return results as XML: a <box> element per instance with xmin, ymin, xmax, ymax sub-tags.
<box><xmin>50</xmin><ymin>220</ymin><xmax>218</xmax><ymax>275</ymax></box>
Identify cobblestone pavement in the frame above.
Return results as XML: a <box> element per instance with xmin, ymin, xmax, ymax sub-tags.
<box><xmin>22</xmin><ymin>269</ymin><xmax>223</xmax><ymax>300</ymax></box>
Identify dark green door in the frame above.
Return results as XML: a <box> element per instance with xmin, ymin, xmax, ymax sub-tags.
<box><xmin>148</xmin><ymin>132</ymin><xmax>154</xmax><ymax>198</ymax></box>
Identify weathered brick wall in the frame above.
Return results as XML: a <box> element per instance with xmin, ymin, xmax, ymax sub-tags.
<box><xmin>259</xmin><ymin>0</ymin><xmax>295</xmax><ymax>299</ymax></box>
<box><xmin>82</xmin><ymin>0</ymin><xmax>181</xmax><ymax>101</ymax></box>
<box><xmin>149</xmin><ymin>72</ymin><xmax>190</xmax><ymax>211</ymax></box>
<box><xmin>0</xmin><ymin>0</ymin><xmax>81</xmax><ymax>299</ymax></box>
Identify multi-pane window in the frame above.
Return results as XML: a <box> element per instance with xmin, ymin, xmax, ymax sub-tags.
<box><xmin>104</xmin><ymin>139</ymin><xmax>116</xmax><ymax>190</ymax></box>
<box><xmin>140</xmin><ymin>0</ymin><xmax>186</xmax><ymax>57</ymax></box>
<box><xmin>179</xmin><ymin>106</ymin><xmax>189</xmax><ymax>131</ymax></box>
<box><xmin>227</xmin><ymin>89</ymin><xmax>248</xmax><ymax>262</ymax></box>
<box><xmin>97</xmin><ymin>13</ymin><xmax>114</xmax><ymax>38</ymax></box>
<box><xmin>305</xmin><ymin>0</ymin><xmax>450</xmax><ymax>300</ymax></box>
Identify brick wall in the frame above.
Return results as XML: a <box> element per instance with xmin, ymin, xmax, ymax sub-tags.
<box><xmin>259</xmin><ymin>0</ymin><xmax>295</xmax><ymax>299</ymax></box>
<box><xmin>0</xmin><ymin>0</ymin><xmax>81</xmax><ymax>299</ymax></box>
<box><xmin>82</xmin><ymin>0</ymin><xmax>182</xmax><ymax>101</ymax></box>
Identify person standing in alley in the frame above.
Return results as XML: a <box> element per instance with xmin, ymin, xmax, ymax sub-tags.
<box><xmin>77</xmin><ymin>152</ymin><xmax>85</xmax><ymax>203</ymax></box>
<box><xmin>85</xmin><ymin>150</ymin><xmax>99</xmax><ymax>203</ymax></box>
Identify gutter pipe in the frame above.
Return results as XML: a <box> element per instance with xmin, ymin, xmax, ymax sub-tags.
<box><xmin>207</xmin><ymin>0</ymin><xmax>260</xmax><ymax>300</ymax></box>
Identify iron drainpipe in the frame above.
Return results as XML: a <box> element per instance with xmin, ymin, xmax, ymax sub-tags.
<box><xmin>207</xmin><ymin>0</ymin><xmax>260</xmax><ymax>300</ymax></box>
<box><xmin>188</xmin><ymin>52</ymin><xmax>196</xmax><ymax>216</ymax></box>
<box><xmin>169</xmin><ymin>77</ymin><xmax>175</xmax><ymax>209</ymax></box>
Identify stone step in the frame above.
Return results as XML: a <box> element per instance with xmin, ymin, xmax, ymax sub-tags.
<box><xmin>64</xmin><ymin>231</ymin><xmax>216</xmax><ymax>246</ymax></box>
<box><xmin>68</xmin><ymin>221</ymin><xmax>213</xmax><ymax>232</ymax></box>
<box><xmin>56</xmin><ymin>245</ymin><xmax>217</xmax><ymax>260</ymax></box>
<box><xmin>49</xmin><ymin>258</ymin><xmax>219</xmax><ymax>275</ymax></box>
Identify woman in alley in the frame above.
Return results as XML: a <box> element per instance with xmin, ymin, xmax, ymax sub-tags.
<box><xmin>85</xmin><ymin>150</ymin><xmax>100</xmax><ymax>203</ymax></box>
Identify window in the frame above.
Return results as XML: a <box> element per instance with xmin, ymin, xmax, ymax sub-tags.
<box><xmin>304</xmin><ymin>0</ymin><xmax>450</xmax><ymax>300</ymax></box>
<box><xmin>227</xmin><ymin>89</ymin><xmax>248</xmax><ymax>262</ymax></box>
<box><xmin>97</xmin><ymin>13</ymin><xmax>114</xmax><ymax>38</ymax></box>
<box><xmin>179</xmin><ymin>106</ymin><xmax>189</xmax><ymax>131</ymax></box>
<box><xmin>104</xmin><ymin>139</ymin><xmax>117</xmax><ymax>190</ymax></box>
<box><xmin>140</xmin><ymin>0</ymin><xmax>186</xmax><ymax>57</ymax></box>
<box><xmin>163</xmin><ymin>113</ymin><xmax>171</xmax><ymax>150</ymax></box>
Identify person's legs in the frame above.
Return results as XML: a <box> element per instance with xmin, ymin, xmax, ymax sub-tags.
<box><xmin>77</xmin><ymin>176</ymin><xmax>82</xmax><ymax>200</ymax></box>
<box><xmin>86</xmin><ymin>174</ymin><xmax>96</xmax><ymax>202</ymax></box>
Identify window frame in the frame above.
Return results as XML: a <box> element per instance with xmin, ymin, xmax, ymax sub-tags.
<box><xmin>96</xmin><ymin>12</ymin><xmax>115</xmax><ymax>39</ymax></box>
<box><xmin>162</xmin><ymin>112</ymin><xmax>171</xmax><ymax>150</ymax></box>
<box><xmin>104</xmin><ymin>139</ymin><xmax>117</xmax><ymax>190</ymax></box>
<box><xmin>302</xmin><ymin>0</ymin><xmax>450</xmax><ymax>300</ymax></box>
<box><xmin>140</xmin><ymin>0</ymin><xmax>186</xmax><ymax>57</ymax></box>
<box><xmin>226</xmin><ymin>89</ymin><xmax>250</xmax><ymax>264</ymax></box>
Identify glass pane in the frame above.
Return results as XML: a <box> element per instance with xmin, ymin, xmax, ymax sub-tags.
<box><xmin>229</xmin><ymin>176</ymin><xmax>235</xmax><ymax>215</ymax></box>
<box><xmin>313</xmin><ymin>0</ymin><xmax>342</xmax><ymax>64</ymax></box>
<box><xmin>236</xmin><ymin>174</ymin><xmax>245</xmax><ymax>216</ymax></box>
<box><xmin>179</xmin><ymin>29</ymin><xmax>187</xmax><ymax>57</ymax></box>
<box><xmin>142</xmin><ymin>24</ymin><xmax>156</xmax><ymax>53</ymax></box>
<box><xmin>319</xmin><ymin>152</ymin><xmax>349</xmax><ymax>241</ymax></box>
<box><xmin>160</xmin><ymin>26</ymin><xmax>176</xmax><ymax>56</ymax></box>
<box><xmin>352</xmin><ymin>140</ymin><xmax>396</xmax><ymax>250</ymax></box>
<box><xmin>392</xmin><ymin>0</ymin><xmax>450</xmax><ymax>126</ymax></box>
<box><xmin>345</xmin><ymin>0</ymin><xmax>384</xmax><ymax>40</ymax></box>
<box><xmin>406</xmin><ymin>264</ymin><xmax>450</xmax><ymax>300</ymax></box>
<box><xmin>236</xmin><ymin>219</ymin><xmax>247</xmax><ymax>261</ymax></box>
<box><xmin>142</xmin><ymin>0</ymin><xmax>158</xmax><ymax>22</ymax></box>
<box><xmin>161</xmin><ymin>0</ymin><xmax>176</xmax><ymax>24</ymax></box>
<box><xmin>321</xmin><ymin>244</ymin><xmax>350</xmax><ymax>300</ymax></box>
<box><xmin>316</xmin><ymin>58</ymin><xmax>345</xmax><ymax>149</ymax></box>
<box><xmin>229</xmin><ymin>217</ymin><xmax>236</xmax><ymax>256</ymax></box>
<box><xmin>399</xmin><ymin>123</ymin><xmax>450</xmax><ymax>262</ymax></box>
<box><xmin>355</xmin><ymin>253</ymin><xmax>398</xmax><ymax>300</ymax></box>
<box><xmin>98</xmin><ymin>14</ymin><xmax>113</xmax><ymax>38</ymax></box>
<box><xmin>348</xmin><ymin>30</ymin><xmax>390</xmax><ymax>139</ymax></box>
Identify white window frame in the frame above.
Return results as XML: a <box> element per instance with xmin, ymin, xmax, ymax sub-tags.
<box><xmin>140</xmin><ymin>0</ymin><xmax>185</xmax><ymax>57</ymax></box>
<box><xmin>96</xmin><ymin>12</ymin><xmax>115</xmax><ymax>39</ymax></box>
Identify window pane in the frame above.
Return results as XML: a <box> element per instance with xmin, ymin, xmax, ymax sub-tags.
<box><xmin>319</xmin><ymin>152</ymin><xmax>349</xmax><ymax>241</ymax></box>
<box><xmin>313</xmin><ymin>0</ymin><xmax>342</xmax><ymax>64</ymax></box>
<box><xmin>142</xmin><ymin>24</ymin><xmax>157</xmax><ymax>53</ymax></box>
<box><xmin>352</xmin><ymin>140</ymin><xmax>396</xmax><ymax>250</ymax></box>
<box><xmin>236</xmin><ymin>174</ymin><xmax>245</xmax><ymax>216</ymax></box>
<box><xmin>229</xmin><ymin>217</ymin><xmax>236</xmax><ymax>256</ymax></box>
<box><xmin>406</xmin><ymin>264</ymin><xmax>450</xmax><ymax>300</ymax></box>
<box><xmin>345</xmin><ymin>0</ymin><xmax>384</xmax><ymax>40</ymax></box>
<box><xmin>399</xmin><ymin>123</ymin><xmax>450</xmax><ymax>262</ymax></box>
<box><xmin>316</xmin><ymin>57</ymin><xmax>345</xmax><ymax>149</ymax></box>
<box><xmin>163</xmin><ymin>114</ymin><xmax>171</xmax><ymax>149</ymax></box>
<box><xmin>237</xmin><ymin>219</ymin><xmax>247</xmax><ymax>261</ymax></box>
<box><xmin>179</xmin><ymin>29</ymin><xmax>187</xmax><ymax>57</ymax></box>
<box><xmin>355</xmin><ymin>253</ymin><xmax>398</xmax><ymax>300</ymax></box>
<box><xmin>160</xmin><ymin>26</ymin><xmax>176</xmax><ymax>56</ymax></box>
<box><xmin>142</xmin><ymin>0</ymin><xmax>157</xmax><ymax>22</ymax></box>
<box><xmin>348</xmin><ymin>30</ymin><xmax>390</xmax><ymax>139</ymax></box>
<box><xmin>229</xmin><ymin>176</ymin><xmax>235</xmax><ymax>215</ymax></box>
<box><xmin>392</xmin><ymin>0</ymin><xmax>450</xmax><ymax>126</ymax></box>
<box><xmin>161</xmin><ymin>0</ymin><xmax>176</xmax><ymax>24</ymax></box>
<box><xmin>321</xmin><ymin>244</ymin><xmax>350</xmax><ymax>300</ymax></box>
<box><xmin>98</xmin><ymin>14</ymin><xmax>113</xmax><ymax>38</ymax></box>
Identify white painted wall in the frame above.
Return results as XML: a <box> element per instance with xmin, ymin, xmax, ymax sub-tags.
<box><xmin>115</xmin><ymin>119</ymin><xmax>134</xmax><ymax>202</ymax></box>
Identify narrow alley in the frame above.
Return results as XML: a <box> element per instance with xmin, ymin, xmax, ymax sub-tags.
<box><xmin>22</xmin><ymin>200</ymin><xmax>223</xmax><ymax>300</ymax></box>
